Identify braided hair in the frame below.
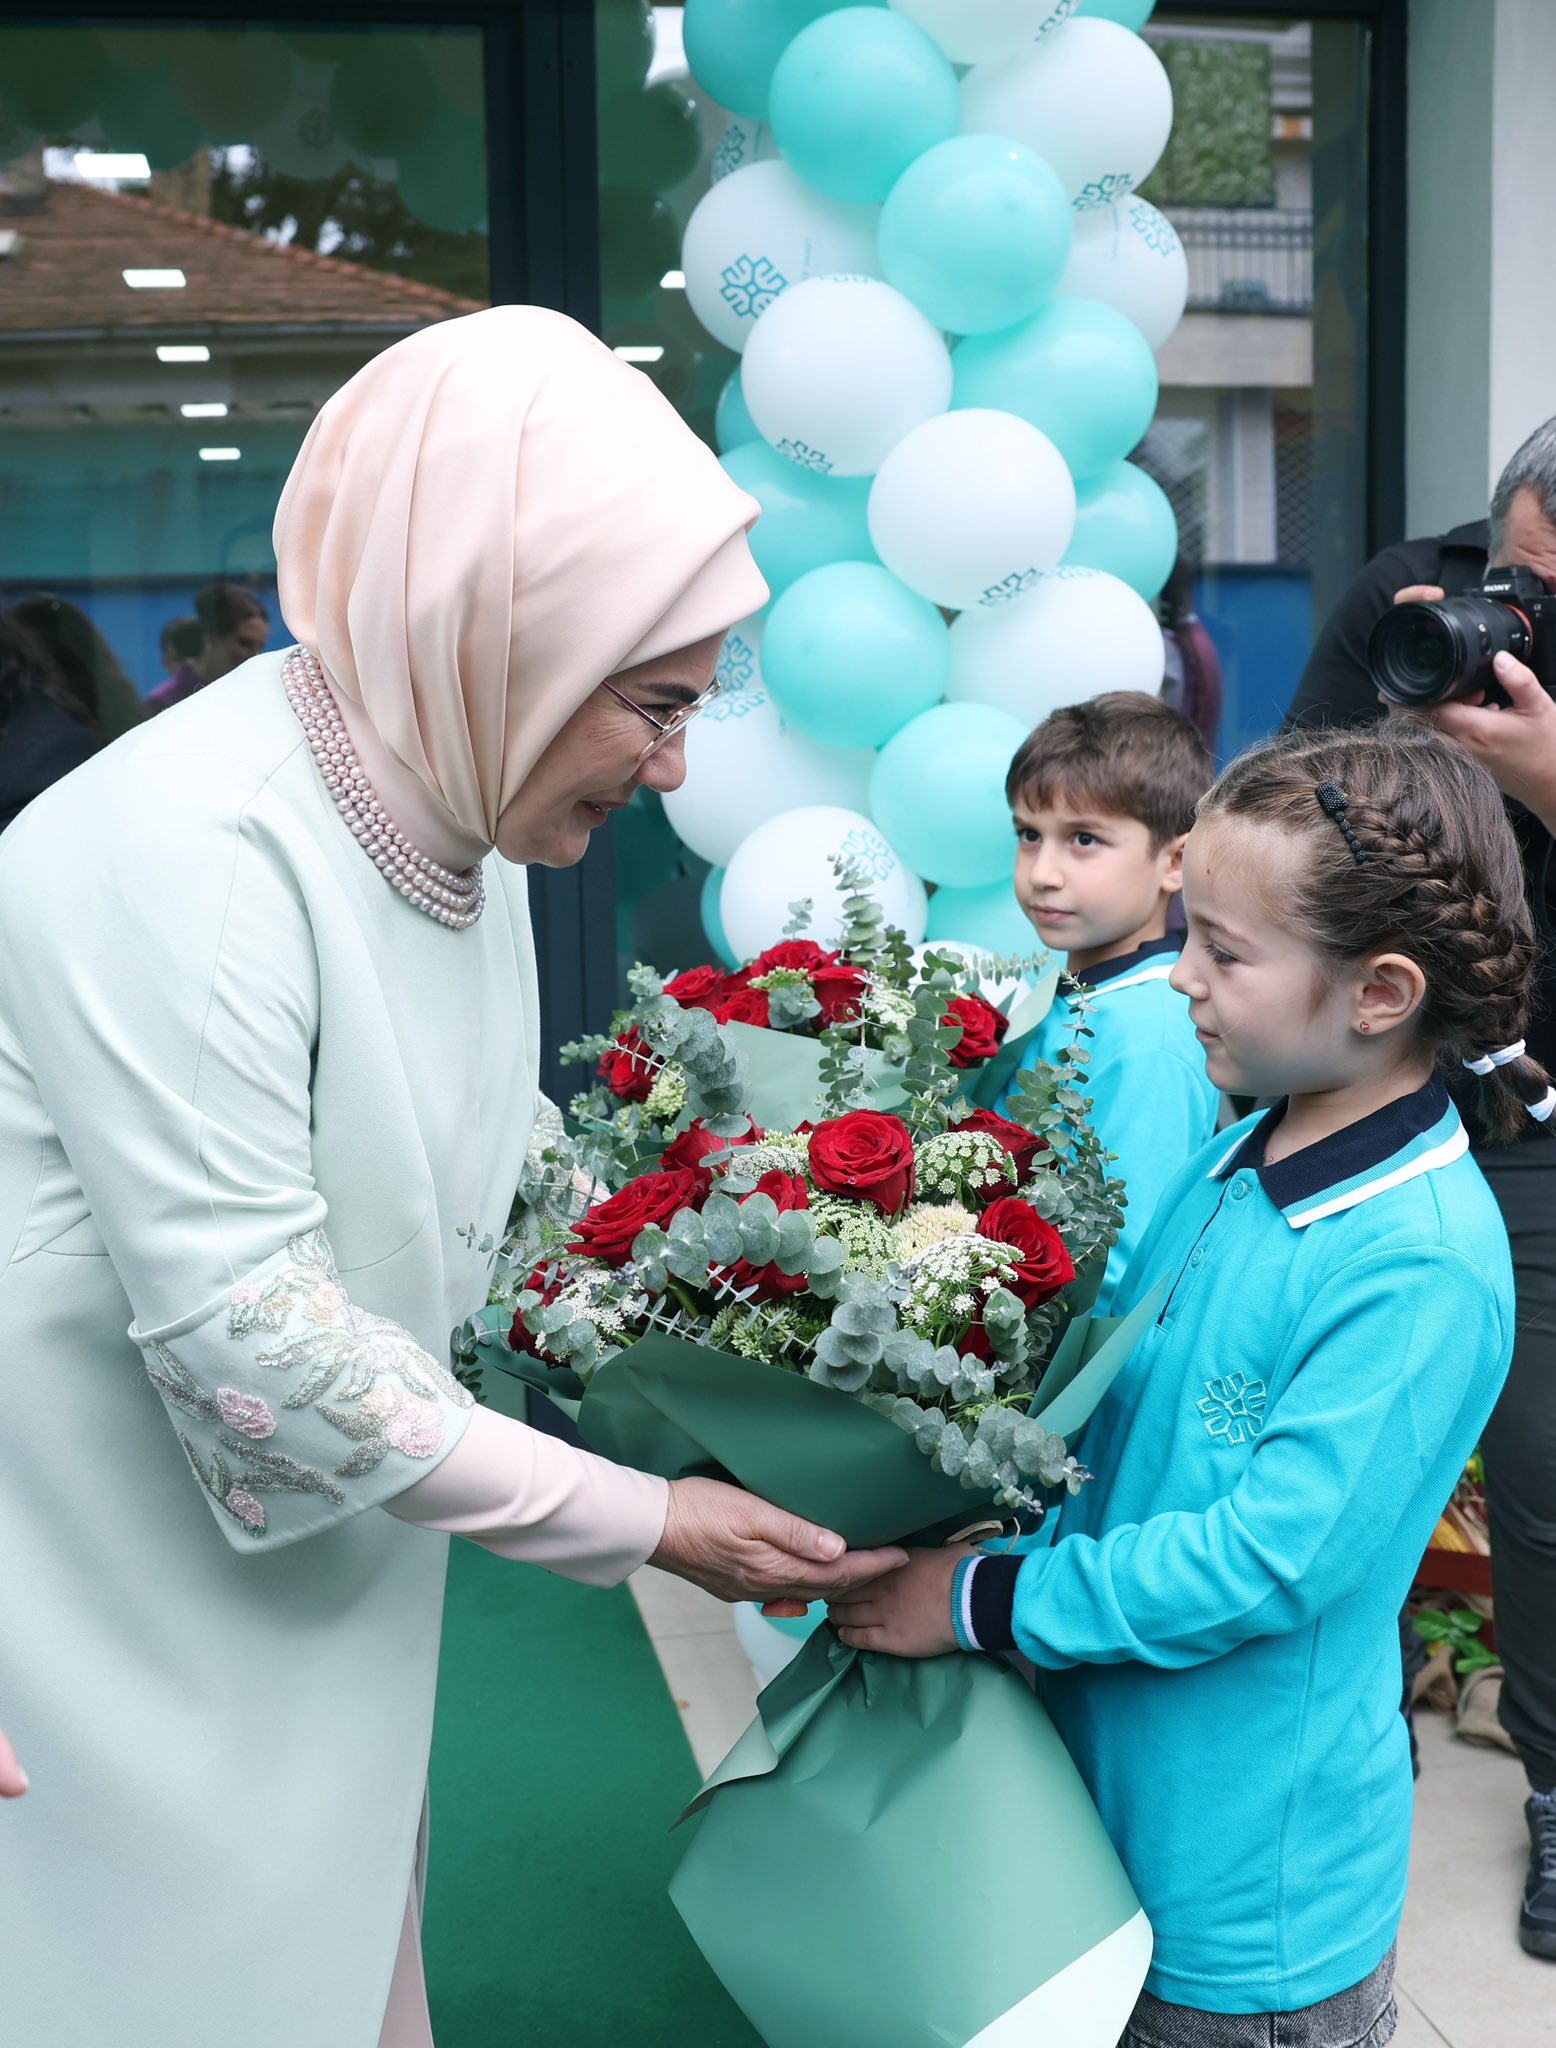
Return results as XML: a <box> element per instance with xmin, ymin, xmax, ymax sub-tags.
<box><xmin>1200</xmin><ymin>723</ymin><xmax>1551</xmax><ymax>1142</ymax></box>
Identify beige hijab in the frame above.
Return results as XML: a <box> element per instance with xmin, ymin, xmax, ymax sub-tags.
<box><xmin>273</xmin><ymin>306</ymin><xmax>766</xmax><ymax>845</ymax></box>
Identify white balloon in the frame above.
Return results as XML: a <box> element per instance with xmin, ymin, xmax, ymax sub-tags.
<box><xmin>740</xmin><ymin>276</ymin><xmax>952</xmax><ymax>478</ymax></box>
<box><xmin>661</xmin><ymin>622</ymin><xmax>875</xmax><ymax>867</ymax></box>
<box><xmin>947</xmin><ymin>565</ymin><xmax>1165</xmax><ymax>721</ymax></box>
<box><xmin>890</xmin><ymin>0</ymin><xmax>1075</xmax><ymax>66</ymax></box>
<box><xmin>961</xmin><ymin>17</ymin><xmax>1172</xmax><ymax>213</ymax></box>
<box><xmin>867</xmin><ymin>407</ymin><xmax>1076</xmax><ymax>611</ymax></box>
<box><xmin>721</xmin><ymin>805</ymin><xmax>928</xmax><ymax>959</ymax></box>
<box><xmin>710</xmin><ymin>116</ymin><xmax>781</xmax><ymax>182</ymax></box>
<box><xmin>681</xmin><ymin>161</ymin><xmax>881</xmax><ymax>354</ymax></box>
<box><xmin>1059</xmin><ymin>196</ymin><xmax>1188</xmax><ymax>350</ymax></box>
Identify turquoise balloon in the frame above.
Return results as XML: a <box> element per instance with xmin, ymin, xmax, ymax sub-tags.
<box><xmin>1062</xmin><ymin>459</ymin><xmax>1178</xmax><ymax>602</ymax></box>
<box><xmin>720</xmin><ymin>441</ymin><xmax>878</xmax><ymax>603</ymax></box>
<box><xmin>926</xmin><ymin>879</ymin><xmax>1034</xmax><ymax>955</ymax></box>
<box><xmin>1078</xmin><ymin>0</ymin><xmax>1156</xmax><ymax>26</ymax></box>
<box><xmin>869</xmin><ymin>703</ymin><xmax>1025</xmax><ymax>888</ymax></box>
<box><xmin>952</xmin><ymin>297</ymin><xmax>1159</xmax><ymax>483</ymax></box>
<box><xmin>682</xmin><ymin>0</ymin><xmax>802</xmax><ymax>122</ymax></box>
<box><xmin>764</xmin><ymin>562</ymin><xmax>948</xmax><ymax>749</ymax></box>
<box><xmin>769</xmin><ymin>9</ymin><xmax>958</xmax><ymax>205</ymax></box>
<box><xmin>879</xmin><ymin>135</ymin><xmax>1072</xmax><ymax>336</ymax></box>
<box><xmin>701</xmin><ymin>865</ymin><xmax>740</xmax><ymax>969</ymax></box>
<box><xmin>715</xmin><ymin>367</ymin><xmax>759</xmax><ymax>453</ymax></box>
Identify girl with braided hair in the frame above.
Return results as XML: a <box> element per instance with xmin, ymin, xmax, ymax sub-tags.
<box><xmin>830</xmin><ymin>722</ymin><xmax>1540</xmax><ymax>2046</ymax></box>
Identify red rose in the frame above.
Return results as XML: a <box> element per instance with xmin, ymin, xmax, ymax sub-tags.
<box><xmin>810</xmin><ymin>961</ymin><xmax>868</xmax><ymax>1027</ymax></box>
<box><xmin>661</xmin><ymin>1117</ymin><xmax>764</xmax><ymax>1183</ymax></box>
<box><xmin>710</xmin><ymin>984</ymin><xmax>772</xmax><ymax>1028</ymax></box>
<box><xmin>749</xmin><ymin>940</ymin><xmax>840</xmax><ymax>975</ymax></box>
<box><xmin>665</xmin><ymin>965</ymin><xmax>731</xmax><ymax>1011</ymax></box>
<box><xmin>942</xmin><ymin>992</ymin><xmax>1010</xmax><ymax>1069</ymax></box>
<box><xmin>598</xmin><ymin>1028</ymin><xmax>657</xmax><ymax>1102</ymax></box>
<box><xmin>508</xmin><ymin>1265</ymin><xmax>566</xmax><ymax>1358</ymax></box>
<box><xmin>717</xmin><ymin>1170</ymin><xmax>810</xmax><ymax>1300</ymax></box>
<box><xmin>955</xmin><ymin>1108</ymin><xmax>1047</xmax><ymax>1185</ymax></box>
<box><xmin>807</xmin><ymin>1109</ymin><xmax>916</xmax><ymax>1216</ymax></box>
<box><xmin>567</xmin><ymin>1167</ymin><xmax>705</xmax><ymax>1268</ymax></box>
<box><xmin>976</xmin><ymin>1196</ymin><xmax>1075</xmax><ymax>1308</ymax></box>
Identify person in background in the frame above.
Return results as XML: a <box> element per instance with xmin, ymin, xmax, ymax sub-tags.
<box><xmin>0</xmin><ymin>608</ymin><xmax>99</xmax><ymax>832</ymax></box>
<box><xmin>1159</xmin><ymin>556</ymin><xmax>1224</xmax><ymax>756</ymax></box>
<box><xmin>159</xmin><ymin>615</ymin><xmax>203</xmax><ymax>678</ymax></box>
<box><xmin>1285</xmin><ymin>414</ymin><xmax>1556</xmax><ymax>1960</ymax></box>
<box><xmin>146</xmin><ymin>581</ymin><xmax>270</xmax><ymax>712</ymax></box>
<box><xmin>13</xmin><ymin>593</ymin><xmax>144</xmax><ymax>742</ymax></box>
<box><xmin>996</xmin><ymin>691</ymin><xmax>1219</xmax><ymax>1309</ymax></box>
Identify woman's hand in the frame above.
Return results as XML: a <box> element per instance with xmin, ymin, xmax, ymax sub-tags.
<box><xmin>0</xmin><ymin>1725</ymin><xmax>28</xmax><ymax>1799</ymax></box>
<box><xmin>827</xmin><ymin>1543</ymin><xmax>976</xmax><ymax>1658</ymax></box>
<box><xmin>1411</xmin><ymin>649</ymin><xmax>1556</xmax><ymax>831</ymax></box>
<box><xmin>651</xmin><ymin>1475</ymin><xmax>908</xmax><ymax>1605</ymax></box>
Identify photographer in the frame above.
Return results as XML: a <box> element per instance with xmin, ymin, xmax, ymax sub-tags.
<box><xmin>1287</xmin><ymin>416</ymin><xmax>1556</xmax><ymax>1963</ymax></box>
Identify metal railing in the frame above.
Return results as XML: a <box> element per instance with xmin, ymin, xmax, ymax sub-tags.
<box><xmin>1170</xmin><ymin>208</ymin><xmax>1312</xmax><ymax>315</ymax></box>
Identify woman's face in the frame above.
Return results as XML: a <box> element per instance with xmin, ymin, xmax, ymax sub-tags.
<box><xmin>494</xmin><ymin>629</ymin><xmax>723</xmax><ymax>867</ymax></box>
<box><xmin>205</xmin><ymin>611</ymin><xmax>270</xmax><ymax>680</ymax></box>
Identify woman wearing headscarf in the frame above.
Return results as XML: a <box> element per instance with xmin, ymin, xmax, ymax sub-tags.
<box><xmin>0</xmin><ymin>309</ymin><xmax>902</xmax><ymax>2047</ymax></box>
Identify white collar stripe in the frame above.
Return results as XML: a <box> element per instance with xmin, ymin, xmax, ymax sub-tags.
<box><xmin>1207</xmin><ymin>1129</ymin><xmax>1250</xmax><ymax>1178</ymax></box>
<box><xmin>1282</xmin><ymin>1124</ymin><xmax>1470</xmax><ymax>1228</ymax></box>
<box><xmin>1089</xmin><ymin>961</ymin><xmax>1179</xmax><ymax>998</ymax></box>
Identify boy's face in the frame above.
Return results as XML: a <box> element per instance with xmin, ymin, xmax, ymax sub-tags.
<box><xmin>1012</xmin><ymin>787</ymin><xmax>1186</xmax><ymax>975</ymax></box>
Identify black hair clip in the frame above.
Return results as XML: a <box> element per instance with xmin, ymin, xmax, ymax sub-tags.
<box><xmin>1315</xmin><ymin>779</ymin><xmax>1369</xmax><ymax>866</ymax></box>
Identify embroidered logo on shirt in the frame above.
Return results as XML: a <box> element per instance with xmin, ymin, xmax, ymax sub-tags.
<box><xmin>1197</xmin><ymin>1372</ymin><xmax>1267</xmax><ymax>1446</ymax></box>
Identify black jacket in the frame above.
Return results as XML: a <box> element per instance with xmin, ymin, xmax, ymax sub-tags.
<box><xmin>1286</xmin><ymin>519</ymin><xmax>1556</xmax><ymax>1138</ymax></box>
<box><xmin>0</xmin><ymin>694</ymin><xmax>99</xmax><ymax>834</ymax></box>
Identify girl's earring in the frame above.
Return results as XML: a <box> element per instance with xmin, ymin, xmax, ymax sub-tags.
<box><xmin>1359</xmin><ymin>1020</ymin><xmax>1372</xmax><ymax>1034</ymax></box>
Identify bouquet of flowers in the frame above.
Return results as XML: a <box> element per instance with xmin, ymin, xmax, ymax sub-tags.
<box><xmin>564</xmin><ymin>856</ymin><xmax>1055</xmax><ymax>1151</ymax></box>
<box><xmin>469</xmin><ymin>980</ymin><xmax>1157</xmax><ymax>2048</ymax></box>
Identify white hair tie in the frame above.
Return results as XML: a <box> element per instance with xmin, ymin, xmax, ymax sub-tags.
<box><xmin>1463</xmin><ymin>1040</ymin><xmax>1527</xmax><ymax>1076</ymax></box>
<box><xmin>1529</xmin><ymin>1087</ymin><xmax>1556</xmax><ymax>1124</ymax></box>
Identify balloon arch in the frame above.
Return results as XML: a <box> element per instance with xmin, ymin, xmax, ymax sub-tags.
<box><xmin>664</xmin><ymin>0</ymin><xmax>1187</xmax><ymax>961</ymax></box>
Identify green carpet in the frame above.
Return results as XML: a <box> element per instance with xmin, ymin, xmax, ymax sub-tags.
<box><xmin>424</xmin><ymin>1537</ymin><xmax>764</xmax><ymax>2048</ymax></box>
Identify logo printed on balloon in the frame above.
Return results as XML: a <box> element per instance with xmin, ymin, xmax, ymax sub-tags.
<box><xmin>980</xmin><ymin>569</ymin><xmax>1042</xmax><ymax>608</ymax></box>
<box><xmin>1073</xmin><ymin>172</ymin><xmax>1138</xmax><ymax>213</ymax></box>
<box><xmin>721</xmin><ymin>253</ymin><xmax>788</xmax><ymax>320</ymax></box>
<box><xmin>711</xmin><ymin>632</ymin><xmax>762</xmax><ymax>714</ymax></box>
<box><xmin>1128</xmin><ymin>198</ymin><xmax>1180</xmax><ymax>257</ymax></box>
<box><xmin>775</xmin><ymin>438</ymin><xmax>832</xmax><ymax>473</ymax></box>
<box><xmin>837</xmin><ymin>829</ymin><xmax>898</xmax><ymax>884</ymax></box>
<box><xmin>713</xmin><ymin>121</ymin><xmax>774</xmax><ymax>181</ymax></box>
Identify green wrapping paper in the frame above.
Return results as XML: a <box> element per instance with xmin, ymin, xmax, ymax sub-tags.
<box><xmin>484</xmin><ymin>1293</ymin><xmax>1160</xmax><ymax>2048</ymax></box>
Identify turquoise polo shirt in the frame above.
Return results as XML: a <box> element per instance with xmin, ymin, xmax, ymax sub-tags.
<box><xmin>996</xmin><ymin>937</ymin><xmax>1218</xmax><ymax>1313</ymax></box>
<box><xmin>954</xmin><ymin>1076</ymin><xmax>1513</xmax><ymax>2013</ymax></box>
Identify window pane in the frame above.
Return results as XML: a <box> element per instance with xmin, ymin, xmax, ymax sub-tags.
<box><xmin>1139</xmin><ymin>16</ymin><xmax>1370</xmax><ymax>755</ymax></box>
<box><xmin>0</xmin><ymin>23</ymin><xmax>487</xmax><ymax>726</ymax></box>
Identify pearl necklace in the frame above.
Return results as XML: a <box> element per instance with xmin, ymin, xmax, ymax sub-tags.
<box><xmin>282</xmin><ymin>645</ymin><xmax>486</xmax><ymax>929</ymax></box>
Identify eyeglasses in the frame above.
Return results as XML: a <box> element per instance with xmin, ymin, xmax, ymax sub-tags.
<box><xmin>599</xmin><ymin>676</ymin><xmax>722</xmax><ymax>762</ymax></box>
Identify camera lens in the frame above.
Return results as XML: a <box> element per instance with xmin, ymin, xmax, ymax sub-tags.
<box><xmin>1368</xmin><ymin>603</ymin><xmax>1469</xmax><ymax>707</ymax></box>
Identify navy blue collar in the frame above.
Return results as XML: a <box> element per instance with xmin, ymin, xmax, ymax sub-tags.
<box><xmin>1211</xmin><ymin>1074</ymin><xmax>1464</xmax><ymax>1224</ymax></box>
<box><xmin>1074</xmin><ymin>934</ymin><xmax>1183</xmax><ymax>990</ymax></box>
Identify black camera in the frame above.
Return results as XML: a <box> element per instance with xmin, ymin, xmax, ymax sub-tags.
<box><xmin>1367</xmin><ymin>564</ymin><xmax>1556</xmax><ymax>708</ymax></box>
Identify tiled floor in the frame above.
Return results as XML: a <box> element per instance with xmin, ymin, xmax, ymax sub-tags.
<box><xmin>630</xmin><ymin>1570</ymin><xmax>1555</xmax><ymax>2045</ymax></box>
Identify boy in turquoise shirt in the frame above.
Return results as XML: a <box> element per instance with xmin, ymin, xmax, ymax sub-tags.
<box><xmin>997</xmin><ymin>691</ymin><xmax>1218</xmax><ymax>1309</ymax></box>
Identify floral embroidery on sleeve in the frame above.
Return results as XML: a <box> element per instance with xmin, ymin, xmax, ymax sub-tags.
<box><xmin>140</xmin><ymin>1229</ymin><xmax>472</xmax><ymax>1539</ymax></box>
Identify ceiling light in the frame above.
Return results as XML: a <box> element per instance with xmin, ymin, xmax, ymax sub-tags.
<box><xmin>198</xmin><ymin>447</ymin><xmax>241</xmax><ymax>462</ymax></box>
<box><xmin>613</xmin><ymin>345</ymin><xmax>665</xmax><ymax>363</ymax></box>
<box><xmin>124</xmin><ymin>268</ymin><xmax>186</xmax><ymax>289</ymax></box>
<box><xmin>180</xmin><ymin>402</ymin><xmax>228</xmax><ymax>418</ymax></box>
<box><xmin>157</xmin><ymin>344</ymin><xmax>209</xmax><ymax>363</ymax></box>
<box><xmin>660</xmin><ymin>269</ymin><xmax>685</xmax><ymax>289</ymax></box>
<box><xmin>76</xmin><ymin>151</ymin><xmax>151</xmax><ymax>180</ymax></box>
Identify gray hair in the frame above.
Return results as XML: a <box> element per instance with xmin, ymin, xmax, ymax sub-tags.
<box><xmin>1491</xmin><ymin>416</ymin><xmax>1556</xmax><ymax>549</ymax></box>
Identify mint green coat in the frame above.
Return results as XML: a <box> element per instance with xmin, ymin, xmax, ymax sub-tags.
<box><xmin>0</xmin><ymin>656</ymin><xmax>539</xmax><ymax>2043</ymax></box>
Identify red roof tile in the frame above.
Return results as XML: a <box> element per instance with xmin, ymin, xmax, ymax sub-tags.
<box><xmin>0</xmin><ymin>177</ymin><xmax>485</xmax><ymax>334</ymax></box>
